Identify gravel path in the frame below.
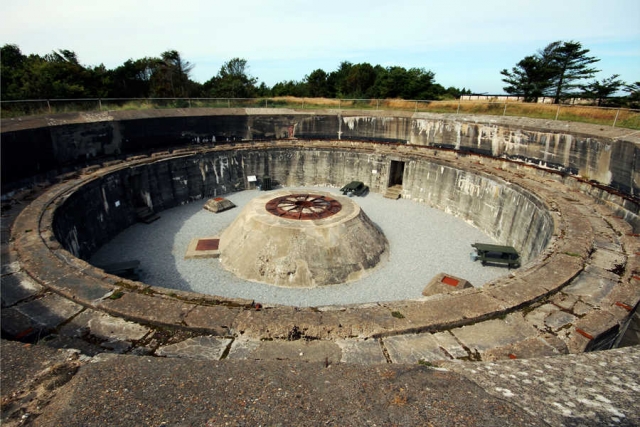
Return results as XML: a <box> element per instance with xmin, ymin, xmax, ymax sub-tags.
<box><xmin>90</xmin><ymin>187</ymin><xmax>508</xmax><ymax>306</ymax></box>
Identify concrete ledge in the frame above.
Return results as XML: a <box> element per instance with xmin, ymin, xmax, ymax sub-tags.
<box><xmin>7</xmin><ymin>139</ymin><xmax>640</xmax><ymax>359</ymax></box>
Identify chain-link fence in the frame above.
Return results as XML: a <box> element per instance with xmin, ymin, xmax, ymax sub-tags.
<box><xmin>2</xmin><ymin>97</ymin><xmax>638</xmax><ymax>129</ymax></box>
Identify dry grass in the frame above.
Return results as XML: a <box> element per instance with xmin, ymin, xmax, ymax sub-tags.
<box><xmin>389</xmin><ymin>390</ymin><xmax>408</xmax><ymax>407</ymax></box>
<box><xmin>2</xmin><ymin>96</ymin><xmax>638</xmax><ymax>129</ymax></box>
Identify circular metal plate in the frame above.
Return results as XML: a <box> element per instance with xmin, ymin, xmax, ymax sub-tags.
<box><xmin>265</xmin><ymin>194</ymin><xmax>342</xmax><ymax>220</ymax></box>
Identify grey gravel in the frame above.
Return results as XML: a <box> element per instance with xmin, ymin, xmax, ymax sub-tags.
<box><xmin>90</xmin><ymin>187</ymin><xmax>508</xmax><ymax>306</ymax></box>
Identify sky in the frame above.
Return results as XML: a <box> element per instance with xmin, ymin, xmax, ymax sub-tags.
<box><xmin>2</xmin><ymin>0</ymin><xmax>639</xmax><ymax>95</ymax></box>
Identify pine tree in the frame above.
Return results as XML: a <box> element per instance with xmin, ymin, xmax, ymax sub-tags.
<box><xmin>544</xmin><ymin>41</ymin><xmax>600</xmax><ymax>104</ymax></box>
<box><xmin>501</xmin><ymin>41</ymin><xmax>601</xmax><ymax>104</ymax></box>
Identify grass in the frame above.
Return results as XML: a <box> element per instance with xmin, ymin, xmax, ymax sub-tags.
<box><xmin>2</xmin><ymin>97</ymin><xmax>638</xmax><ymax>129</ymax></box>
<box><xmin>109</xmin><ymin>290</ymin><xmax>125</xmax><ymax>300</ymax></box>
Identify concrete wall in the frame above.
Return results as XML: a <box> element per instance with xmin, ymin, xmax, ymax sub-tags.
<box><xmin>53</xmin><ymin>147</ymin><xmax>552</xmax><ymax>266</ymax></box>
<box><xmin>3</xmin><ymin>110</ymin><xmax>638</xmax><ymax>200</ymax></box>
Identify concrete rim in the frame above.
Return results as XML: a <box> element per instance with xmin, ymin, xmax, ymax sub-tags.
<box><xmin>10</xmin><ymin>139</ymin><xmax>639</xmax><ymax>352</ymax></box>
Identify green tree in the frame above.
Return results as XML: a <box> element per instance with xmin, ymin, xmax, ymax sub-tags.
<box><xmin>110</xmin><ymin>58</ymin><xmax>158</xmax><ymax>98</ymax></box>
<box><xmin>256</xmin><ymin>82</ymin><xmax>271</xmax><ymax>97</ymax></box>
<box><xmin>371</xmin><ymin>66</ymin><xmax>437</xmax><ymax>99</ymax></box>
<box><xmin>327</xmin><ymin>61</ymin><xmax>353</xmax><ymax>98</ymax></box>
<box><xmin>204</xmin><ymin>58</ymin><xmax>257</xmax><ymax>98</ymax></box>
<box><xmin>271</xmin><ymin>80</ymin><xmax>307</xmax><ymax>97</ymax></box>
<box><xmin>579</xmin><ymin>74</ymin><xmax>625</xmax><ymax>106</ymax></box>
<box><xmin>305</xmin><ymin>69</ymin><xmax>329</xmax><ymax>97</ymax></box>
<box><xmin>343</xmin><ymin>63</ymin><xmax>376</xmax><ymax>98</ymax></box>
<box><xmin>151</xmin><ymin>50</ymin><xmax>195</xmax><ymax>97</ymax></box>
<box><xmin>501</xmin><ymin>55</ymin><xmax>555</xmax><ymax>102</ymax></box>
<box><xmin>27</xmin><ymin>49</ymin><xmax>90</xmax><ymax>98</ymax></box>
<box><xmin>404</xmin><ymin>67</ymin><xmax>439</xmax><ymax>99</ymax></box>
<box><xmin>372</xmin><ymin>66</ymin><xmax>406</xmax><ymax>98</ymax></box>
<box><xmin>623</xmin><ymin>81</ymin><xmax>640</xmax><ymax>109</ymax></box>
<box><xmin>544</xmin><ymin>41</ymin><xmax>600</xmax><ymax>104</ymax></box>
<box><xmin>1</xmin><ymin>44</ymin><xmax>27</xmax><ymax>99</ymax></box>
<box><xmin>501</xmin><ymin>41</ymin><xmax>601</xmax><ymax>103</ymax></box>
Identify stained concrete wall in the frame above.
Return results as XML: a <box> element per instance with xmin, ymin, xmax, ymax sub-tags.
<box><xmin>4</xmin><ymin>109</ymin><xmax>638</xmax><ymax>235</ymax></box>
<box><xmin>53</xmin><ymin>147</ymin><xmax>552</xmax><ymax>267</ymax></box>
<box><xmin>2</xmin><ymin>109</ymin><xmax>640</xmax><ymax>195</ymax></box>
<box><xmin>3</xmin><ymin>110</ymin><xmax>639</xmax><ymax>199</ymax></box>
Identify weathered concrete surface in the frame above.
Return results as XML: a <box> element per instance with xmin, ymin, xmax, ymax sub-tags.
<box><xmin>155</xmin><ymin>336</ymin><xmax>233</xmax><ymax>360</ymax></box>
<box><xmin>444</xmin><ymin>346</ymin><xmax>640</xmax><ymax>427</ymax></box>
<box><xmin>1</xmin><ymin>340</ymin><xmax>85</xmax><ymax>425</ymax></box>
<box><xmin>383</xmin><ymin>333</ymin><xmax>448</xmax><ymax>364</ymax></box>
<box><xmin>2</xmin><ymin>109</ymin><xmax>640</xmax><ymax>426</ymax></box>
<box><xmin>0</xmin><ymin>271</ymin><xmax>43</xmax><ymax>307</ymax></box>
<box><xmin>219</xmin><ymin>190</ymin><xmax>388</xmax><ymax>287</ymax></box>
<box><xmin>451</xmin><ymin>314</ymin><xmax>539</xmax><ymax>357</ymax></box>
<box><xmin>182</xmin><ymin>304</ymin><xmax>238</xmax><ymax>335</ymax></box>
<box><xmin>1</xmin><ymin>293</ymin><xmax>83</xmax><ymax>337</ymax></box>
<box><xmin>3</xmin><ymin>109</ymin><xmax>640</xmax><ymax>202</ymax></box>
<box><xmin>97</xmin><ymin>291</ymin><xmax>194</xmax><ymax>326</ymax></box>
<box><xmin>3</xmin><ymin>336</ymin><xmax>638</xmax><ymax>427</ymax></box>
<box><xmin>227</xmin><ymin>340</ymin><xmax>343</xmax><ymax>364</ymax></box>
<box><xmin>335</xmin><ymin>338</ymin><xmax>388</xmax><ymax>364</ymax></box>
<box><xmin>29</xmin><ymin>353</ymin><xmax>548</xmax><ymax>427</ymax></box>
<box><xmin>422</xmin><ymin>272</ymin><xmax>473</xmax><ymax>297</ymax></box>
<box><xmin>58</xmin><ymin>309</ymin><xmax>151</xmax><ymax>348</ymax></box>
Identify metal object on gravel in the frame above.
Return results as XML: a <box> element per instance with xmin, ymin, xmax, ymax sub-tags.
<box><xmin>203</xmin><ymin>197</ymin><xmax>236</xmax><ymax>213</ymax></box>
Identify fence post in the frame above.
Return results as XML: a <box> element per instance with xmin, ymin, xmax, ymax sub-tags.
<box><xmin>415</xmin><ymin>101</ymin><xmax>418</xmax><ymax>112</ymax></box>
<box><xmin>555</xmin><ymin>105</ymin><xmax>561</xmax><ymax>121</ymax></box>
<box><xmin>265</xmin><ymin>98</ymin><xmax>268</xmax><ymax>108</ymax></box>
<box><xmin>503</xmin><ymin>101</ymin><xmax>507</xmax><ymax>116</ymax></box>
<box><xmin>227</xmin><ymin>99</ymin><xmax>230</xmax><ymax>108</ymax></box>
<box><xmin>98</xmin><ymin>99</ymin><xmax>102</xmax><ymax>111</ymax></box>
<box><xmin>376</xmin><ymin>99</ymin><xmax>379</xmax><ymax>110</ymax></box>
<box><xmin>339</xmin><ymin>99</ymin><xmax>341</xmax><ymax>111</ymax></box>
<box><xmin>302</xmin><ymin>98</ymin><xmax>305</xmax><ymax>109</ymax></box>
<box><xmin>612</xmin><ymin>109</ymin><xmax>620</xmax><ymax>127</ymax></box>
<box><xmin>456</xmin><ymin>97</ymin><xmax>461</xmax><ymax>114</ymax></box>
<box><xmin>188</xmin><ymin>99</ymin><xmax>191</xmax><ymax>108</ymax></box>
<box><xmin>47</xmin><ymin>100</ymin><xmax>51</xmax><ymax>113</ymax></box>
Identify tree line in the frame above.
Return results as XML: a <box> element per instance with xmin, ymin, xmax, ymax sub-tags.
<box><xmin>2</xmin><ymin>42</ymin><xmax>637</xmax><ymax>107</ymax></box>
<box><xmin>1</xmin><ymin>44</ymin><xmax>469</xmax><ymax>102</ymax></box>
<box><xmin>500</xmin><ymin>40</ymin><xmax>638</xmax><ymax>107</ymax></box>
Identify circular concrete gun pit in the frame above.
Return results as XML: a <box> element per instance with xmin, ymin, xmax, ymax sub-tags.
<box><xmin>5</xmin><ymin>111</ymin><xmax>638</xmax><ymax>361</ymax></box>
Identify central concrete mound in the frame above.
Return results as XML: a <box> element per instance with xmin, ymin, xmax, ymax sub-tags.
<box><xmin>219</xmin><ymin>190</ymin><xmax>388</xmax><ymax>288</ymax></box>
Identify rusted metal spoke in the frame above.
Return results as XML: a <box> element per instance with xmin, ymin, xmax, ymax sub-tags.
<box><xmin>265</xmin><ymin>194</ymin><xmax>342</xmax><ymax>220</ymax></box>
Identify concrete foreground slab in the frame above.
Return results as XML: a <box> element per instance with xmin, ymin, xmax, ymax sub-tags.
<box><xmin>335</xmin><ymin>338</ymin><xmax>388</xmax><ymax>364</ymax></box>
<box><xmin>0</xmin><ymin>271</ymin><xmax>43</xmax><ymax>307</ymax></box>
<box><xmin>229</xmin><ymin>340</ymin><xmax>343</xmax><ymax>364</ymax></box>
<box><xmin>563</xmin><ymin>270</ymin><xmax>620</xmax><ymax>306</ymax></box>
<box><xmin>433</xmin><ymin>331</ymin><xmax>469</xmax><ymax>359</ymax></box>
<box><xmin>13</xmin><ymin>293</ymin><xmax>83</xmax><ymax>330</ymax></box>
<box><xmin>27</xmin><ymin>351</ymin><xmax>548</xmax><ymax>427</ymax></box>
<box><xmin>451</xmin><ymin>313</ymin><xmax>539</xmax><ymax>357</ymax></box>
<box><xmin>59</xmin><ymin>309</ymin><xmax>151</xmax><ymax>342</ymax></box>
<box><xmin>156</xmin><ymin>336</ymin><xmax>233</xmax><ymax>360</ymax></box>
<box><xmin>444</xmin><ymin>346</ymin><xmax>640</xmax><ymax>427</ymax></box>
<box><xmin>1</xmin><ymin>340</ymin><xmax>84</xmax><ymax>425</ymax></box>
<box><xmin>383</xmin><ymin>333</ymin><xmax>449</xmax><ymax>364</ymax></box>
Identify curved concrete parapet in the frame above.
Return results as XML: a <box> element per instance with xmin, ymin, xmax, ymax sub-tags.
<box><xmin>6</xmin><ymin>135</ymin><xmax>639</xmax><ymax>362</ymax></box>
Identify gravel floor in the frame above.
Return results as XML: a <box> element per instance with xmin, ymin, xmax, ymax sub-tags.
<box><xmin>90</xmin><ymin>186</ymin><xmax>508</xmax><ymax>307</ymax></box>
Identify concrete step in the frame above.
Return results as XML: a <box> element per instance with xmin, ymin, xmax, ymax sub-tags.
<box><xmin>383</xmin><ymin>185</ymin><xmax>403</xmax><ymax>200</ymax></box>
<box><xmin>135</xmin><ymin>207</ymin><xmax>160</xmax><ymax>224</ymax></box>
